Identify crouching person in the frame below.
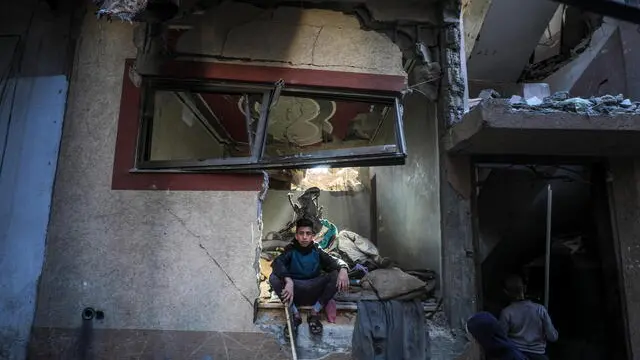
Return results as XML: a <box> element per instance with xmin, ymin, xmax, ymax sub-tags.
<box><xmin>269</xmin><ymin>218</ymin><xmax>349</xmax><ymax>335</ymax></box>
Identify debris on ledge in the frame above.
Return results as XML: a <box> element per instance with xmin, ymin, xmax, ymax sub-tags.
<box><xmin>507</xmin><ymin>91</ymin><xmax>640</xmax><ymax>115</ymax></box>
<box><xmin>449</xmin><ymin>94</ymin><xmax>640</xmax><ymax>157</ymax></box>
<box><xmin>468</xmin><ymin>84</ymin><xmax>640</xmax><ymax>116</ymax></box>
<box><xmin>94</xmin><ymin>0</ymin><xmax>148</xmax><ymax>21</ymax></box>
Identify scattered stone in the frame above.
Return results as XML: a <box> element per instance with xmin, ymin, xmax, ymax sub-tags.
<box><xmin>526</xmin><ymin>96</ymin><xmax>543</xmax><ymax>106</ymax></box>
<box><xmin>547</xmin><ymin>91</ymin><xmax>570</xmax><ymax>101</ymax></box>
<box><xmin>523</xmin><ymin>83</ymin><xmax>550</xmax><ymax>101</ymax></box>
<box><xmin>558</xmin><ymin>98</ymin><xmax>593</xmax><ymax>113</ymax></box>
<box><xmin>479</xmin><ymin>89</ymin><xmax>500</xmax><ymax>100</ymax></box>
<box><xmin>599</xmin><ymin>94</ymin><xmax>619</xmax><ymax>105</ymax></box>
<box><xmin>505</xmin><ymin>91</ymin><xmax>640</xmax><ymax>115</ymax></box>
<box><xmin>509</xmin><ymin>95</ymin><xmax>524</xmax><ymax>105</ymax></box>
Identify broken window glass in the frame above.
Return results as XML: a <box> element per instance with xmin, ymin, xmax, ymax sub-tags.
<box><xmin>135</xmin><ymin>79</ymin><xmax>406</xmax><ymax>171</ymax></box>
<box><xmin>262</xmin><ymin>94</ymin><xmax>399</xmax><ymax>159</ymax></box>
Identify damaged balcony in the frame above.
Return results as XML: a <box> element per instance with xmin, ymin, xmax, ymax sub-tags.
<box><xmin>445</xmin><ymin>93</ymin><xmax>640</xmax><ymax>157</ymax></box>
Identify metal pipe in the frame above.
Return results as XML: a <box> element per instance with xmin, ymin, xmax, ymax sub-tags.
<box><xmin>544</xmin><ymin>184</ymin><xmax>553</xmax><ymax>309</ymax></box>
<box><xmin>284</xmin><ymin>305</ymin><xmax>298</xmax><ymax>360</ymax></box>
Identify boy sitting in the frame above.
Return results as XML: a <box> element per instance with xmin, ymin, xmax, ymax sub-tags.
<box><xmin>269</xmin><ymin>218</ymin><xmax>349</xmax><ymax>335</ymax></box>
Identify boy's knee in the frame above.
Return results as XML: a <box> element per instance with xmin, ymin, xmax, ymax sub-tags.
<box><xmin>269</xmin><ymin>273</ymin><xmax>282</xmax><ymax>287</ymax></box>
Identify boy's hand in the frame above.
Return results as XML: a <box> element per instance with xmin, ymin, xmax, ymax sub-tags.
<box><xmin>337</xmin><ymin>268</ymin><xmax>349</xmax><ymax>292</ymax></box>
<box><xmin>282</xmin><ymin>277</ymin><xmax>294</xmax><ymax>305</ymax></box>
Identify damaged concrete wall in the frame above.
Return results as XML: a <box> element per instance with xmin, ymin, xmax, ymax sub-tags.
<box><xmin>175</xmin><ymin>2</ymin><xmax>405</xmax><ymax>76</ymax></box>
<box><xmin>608</xmin><ymin>159</ymin><xmax>640</xmax><ymax>360</ymax></box>
<box><xmin>29</xmin><ymin>2</ymin><xmax>416</xmax><ymax>357</ymax></box>
<box><xmin>263</xmin><ymin>190</ymin><xmax>371</xmax><ymax>239</ymax></box>
<box><xmin>619</xmin><ymin>21</ymin><xmax>640</xmax><ymax>101</ymax></box>
<box><xmin>28</xmin><ymin>14</ymin><xmax>296</xmax><ymax>359</ymax></box>
<box><xmin>438</xmin><ymin>4</ymin><xmax>478</xmax><ymax>342</ymax></box>
<box><xmin>545</xmin><ymin>19</ymin><xmax>627</xmax><ymax>97</ymax></box>
<box><xmin>35</xmin><ymin>15</ymin><xmax>261</xmax><ymax>332</ymax></box>
<box><xmin>372</xmin><ymin>94</ymin><xmax>441</xmax><ymax>272</ymax></box>
<box><xmin>466</xmin><ymin>0</ymin><xmax>558</xmax><ymax>82</ymax></box>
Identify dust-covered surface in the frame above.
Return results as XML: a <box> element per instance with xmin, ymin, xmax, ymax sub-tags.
<box><xmin>507</xmin><ymin>91</ymin><xmax>640</xmax><ymax>116</ymax></box>
<box><xmin>256</xmin><ymin>308</ymin><xmax>354</xmax><ymax>360</ymax></box>
<box><xmin>428</xmin><ymin>311</ymin><xmax>470</xmax><ymax>360</ymax></box>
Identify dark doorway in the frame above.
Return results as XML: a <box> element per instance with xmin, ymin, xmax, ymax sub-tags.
<box><xmin>474</xmin><ymin>160</ymin><xmax>628</xmax><ymax>360</ymax></box>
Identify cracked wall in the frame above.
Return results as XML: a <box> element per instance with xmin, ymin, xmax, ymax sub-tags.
<box><xmin>31</xmin><ymin>13</ymin><xmax>272</xmax><ymax>357</ymax></box>
<box><xmin>175</xmin><ymin>2</ymin><xmax>406</xmax><ymax>76</ymax></box>
<box><xmin>371</xmin><ymin>93</ymin><xmax>441</xmax><ymax>272</ymax></box>
<box><xmin>26</xmin><ymin>1</ymin><xmax>449</xmax><ymax>358</ymax></box>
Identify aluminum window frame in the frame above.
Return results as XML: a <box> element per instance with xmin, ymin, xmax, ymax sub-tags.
<box><xmin>133</xmin><ymin>77</ymin><xmax>407</xmax><ymax>172</ymax></box>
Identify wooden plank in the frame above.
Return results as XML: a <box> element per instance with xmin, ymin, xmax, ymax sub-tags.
<box><xmin>258</xmin><ymin>301</ymin><xmax>439</xmax><ymax>312</ymax></box>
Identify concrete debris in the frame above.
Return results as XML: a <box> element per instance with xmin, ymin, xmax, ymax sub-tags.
<box><xmin>509</xmin><ymin>91</ymin><xmax>640</xmax><ymax>115</ymax></box>
<box><xmin>478</xmin><ymin>89</ymin><xmax>500</xmax><ymax>100</ymax></box>
<box><xmin>522</xmin><ymin>83</ymin><xmax>550</xmax><ymax>102</ymax></box>
<box><xmin>525</xmin><ymin>96</ymin><xmax>543</xmax><ymax>106</ymax></box>
<box><xmin>509</xmin><ymin>95</ymin><xmax>523</xmax><ymax>105</ymax></box>
<box><xmin>94</xmin><ymin>0</ymin><xmax>147</xmax><ymax>21</ymax></box>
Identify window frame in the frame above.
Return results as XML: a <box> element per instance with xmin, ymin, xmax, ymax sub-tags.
<box><xmin>132</xmin><ymin>77</ymin><xmax>407</xmax><ymax>172</ymax></box>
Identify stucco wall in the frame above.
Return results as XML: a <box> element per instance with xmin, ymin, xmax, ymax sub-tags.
<box><xmin>30</xmin><ymin>5</ymin><xmax>410</xmax><ymax>358</ymax></box>
<box><xmin>34</xmin><ymin>16</ymin><xmax>261</xmax><ymax>333</ymax></box>
<box><xmin>176</xmin><ymin>2</ymin><xmax>405</xmax><ymax>76</ymax></box>
<box><xmin>371</xmin><ymin>94</ymin><xmax>441</xmax><ymax>272</ymax></box>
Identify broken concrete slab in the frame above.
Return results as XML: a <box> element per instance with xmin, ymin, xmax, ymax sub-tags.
<box><xmin>445</xmin><ymin>99</ymin><xmax>640</xmax><ymax>156</ymax></box>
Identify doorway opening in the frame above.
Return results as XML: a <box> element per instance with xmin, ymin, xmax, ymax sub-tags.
<box><xmin>258</xmin><ymin>166</ymin><xmax>438</xmax><ymax>306</ymax></box>
<box><xmin>255</xmin><ymin>166</ymin><xmax>440</xmax><ymax>358</ymax></box>
<box><xmin>474</xmin><ymin>161</ymin><xmax>628</xmax><ymax>360</ymax></box>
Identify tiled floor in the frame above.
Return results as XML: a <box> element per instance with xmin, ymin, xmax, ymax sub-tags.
<box><xmin>29</xmin><ymin>327</ymin><xmax>294</xmax><ymax>360</ymax></box>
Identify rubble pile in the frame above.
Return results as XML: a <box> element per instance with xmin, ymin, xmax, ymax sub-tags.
<box><xmin>94</xmin><ymin>0</ymin><xmax>148</xmax><ymax>21</ymax></box>
<box><xmin>508</xmin><ymin>91</ymin><xmax>640</xmax><ymax>115</ymax></box>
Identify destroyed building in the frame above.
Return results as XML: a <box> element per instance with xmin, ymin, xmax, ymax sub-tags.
<box><xmin>2</xmin><ymin>0</ymin><xmax>640</xmax><ymax>359</ymax></box>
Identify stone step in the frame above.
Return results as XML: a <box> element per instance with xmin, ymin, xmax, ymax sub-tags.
<box><xmin>257</xmin><ymin>300</ymin><xmax>439</xmax><ymax>313</ymax></box>
<box><xmin>256</xmin><ymin>308</ymin><xmax>355</xmax><ymax>360</ymax></box>
<box><xmin>255</xmin><ymin>301</ymin><xmax>440</xmax><ymax>360</ymax></box>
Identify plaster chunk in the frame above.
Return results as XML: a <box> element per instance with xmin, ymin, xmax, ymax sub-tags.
<box><xmin>313</xmin><ymin>27</ymin><xmax>404</xmax><ymax>75</ymax></box>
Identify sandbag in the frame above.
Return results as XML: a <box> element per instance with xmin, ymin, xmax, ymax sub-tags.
<box><xmin>337</xmin><ymin>230</ymin><xmax>379</xmax><ymax>263</ymax></box>
<box><xmin>361</xmin><ymin>268</ymin><xmax>427</xmax><ymax>300</ymax></box>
